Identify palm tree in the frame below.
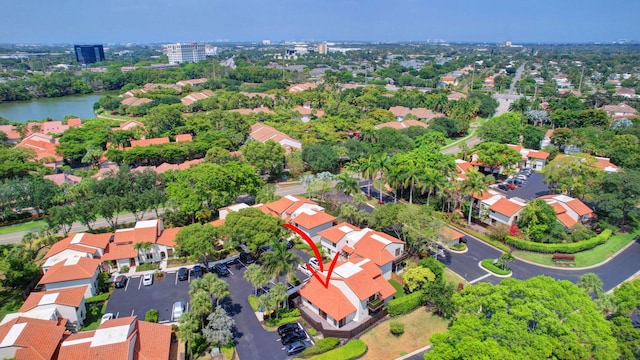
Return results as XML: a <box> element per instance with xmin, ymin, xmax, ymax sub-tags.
<box><xmin>385</xmin><ymin>166</ymin><xmax>403</xmax><ymax>203</ymax></box>
<box><xmin>261</xmin><ymin>240</ymin><xmax>299</xmax><ymax>284</ymax></box>
<box><xmin>359</xmin><ymin>155</ymin><xmax>377</xmax><ymax>198</ymax></box>
<box><xmin>335</xmin><ymin>172</ymin><xmax>360</xmax><ymax>199</ymax></box>
<box><xmin>244</xmin><ymin>264</ymin><xmax>270</xmax><ymax>296</ymax></box>
<box><xmin>373</xmin><ymin>153</ymin><xmax>390</xmax><ymax>204</ymax></box>
<box><xmin>400</xmin><ymin>160</ymin><xmax>422</xmax><ymax>204</ymax></box>
<box><xmin>133</xmin><ymin>241</ymin><xmax>154</xmax><ymax>263</ymax></box>
<box><xmin>461</xmin><ymin>168</ymin><xmax>487</xmax><ymax>225</ymax></box>
<box><xmin>417</xmin><ymin>168</ymin><xmax>442</xmax><ymax>206</ymax></box>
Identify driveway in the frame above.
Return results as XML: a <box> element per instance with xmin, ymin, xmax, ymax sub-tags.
<box><xmin>106</xmin><ymin>270</ymin><xmax>190</xmax><ymax>323</ymax></box>
<box><xmin>503</xmin><ymin>173</ymin><xmax>551</xmax><ymax>200</ymax></box>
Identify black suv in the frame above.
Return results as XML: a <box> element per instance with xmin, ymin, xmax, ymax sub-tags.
<box><xmin>177</xmin><ymin>267</ymin><xmax>188</xmax><ymax>281</ymax></box>
<box><xmin>239</xmin><ymin>252</ymin><xmax>255</xmax><ymax>264</ymax></box>
<box><xmin>192</xmin><ymin>265</ymin><xmax>204</xmax><ymax>279</ymax></box>
<box><xmin>277</xmin><ymin>323</ymin><xmax>301</xmax><ymax>336</ymax></box>
<box><xmin>114</xmin><ymin>275</ymin><xmax>128</xmax><ymax>288</ymax></box>
<box><xmin>213</xmin><ymin>263</ymin><xmax>230</xmax><ymax>277</ymax></box>
<box><xmin>281</xmin><ymin>329</ymin><xmax>307</xmax><ymax>345</ymax></box>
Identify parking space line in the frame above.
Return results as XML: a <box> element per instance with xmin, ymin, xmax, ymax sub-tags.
<box><xmin>138</xmin><ymin>277</ymin><xmax>143</xmax><ymax>290</ymax></box>
<box><xmin>124</xmin><ymin>279</ymin><xmax>130</xmax><ymax>291</ymax></box>
<box><xmin>131</xmin><ymin>309</ymin><xmax>135</xmax><ymax>316</ymax></box>
<box><xmin>227</xmin><ymin>268</ymin><xmax>234</xmax><ymax>276</ymax></box>
<box><xmin>115</xmin><ymin>311</ymin><xmax>120</xmax><ymax>318</ymax></box>
<box><xmin>175</xmin><ymin>274</ymin><xmax>178</xmax><ymax>285</ymax></box>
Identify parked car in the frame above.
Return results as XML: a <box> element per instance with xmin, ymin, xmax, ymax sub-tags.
<box><xmin>177</xmin><ymin>267</ymin><xmax>188</xmax><ymax>281</ymax></box>
<box><xmin>258</xmin><ymin>244</ymin><xmax>272</xmax><ymax>254</ymax></box>
<box><xmin>281</xmin><ymin>329</ymin><xmax>307</xmax><ymax>345</ymax></box>
<box><xmin>142</xmin><ymin>273</ymin><xmax>153</xmax><ymax>286</ymax></box>
<box><xmin>308</xmin><ymin>257</ymin><xmax>320</xmax><ymax>269</ymax></box>
<box><xmin>285</xmin><ymin>341</ymin><xmax>309</xmax><ymax>355</ymax></box>
<box><xmin>519</xmin><ymin>169</ymin><xmax>532</xmax><ymax>176</ymax></box>
<box><xmin>497</xmin><ymin>183</ymin><xmax>509</xmax><ymax>191</ymax></box>
<box><xmin>192</xmin><ymin>265</ymin><xmax>203</xmax><ymax>279</ymax></box>
<box><xmin>514</xmin><ymin>178</ymin><xmax>525</xmax><ymax>186</ymax></box>
<box><xmin>286</xmin><ymin>240</ymin><xmax>294</xmax><ymax>249</ymax></box>
<box><xmin>213</xmin><ymin>263</ymin><xmax>230</xmax><ymax>277</ymax></box>
<box><xmin>172</xmin><ymin>301</ymin><xmax>185</xmax><ymax>321</ymax></box>
<box><xmin>277</xmin><ymin>322</ymin><xmax>301</xmax><ymax>336</ymax></box>
<box><xmin>114</xmin><ymin>275</ymin><xmax>128</xmax><ymax>288</ymax></box>
<box><xmin>239</xmin><ymin>252</ymin><xmax>255</xmax><ymax>264</ymax></box>
<box><xmin>101</xmin><ymin>313</ymin><xmax>114</xmax><ymax>324</ymax></box>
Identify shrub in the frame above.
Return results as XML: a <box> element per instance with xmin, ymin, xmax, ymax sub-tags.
<box><xmin>390</xmin><ymin>320</ymin><xmax>404</xmax><ymax>336</ymax></box>
<box><xmin>120</xmin><ymin>266</ymin><xmax>130</xmax><ymax>273</ymax></box>
<box><xmin>307</xmin><ymin>327</ymin><xmax>317</xmax><ymax>336</ymax></box>
<box><xmin>552</xmin><ymin>253</ymin><xmax>576</xmax><ymax>261</ymax></box>
<box><xmin>145</xmin><ymin>309</ymin><xmax>159</xmax><ymax>323</ymax></box>
<box><xmin>301</xmin><ymin>337</ymin><xmax>340</xmax><ymax>356</ymax></box>
<box><xmin>504</xmin><ymin>229</ymin><xmax>612</xmax><ymax>253</ymax></box>
<box><xmin>451</xmin><ymin>243</ymin><xmax>467</xmax><ymax>251</ymax></box>
<box><xmin>387</xmin><ymin>291</ymin><xmax>424</xmax><ymax>316</ymax></box>
<box><xmin>137</xmin><ymin>262</ymin><xmax>158</xmax><ymax>271</ymax></box>
<box><xmin>311</xmin><ymin>339</ymin><xmax>367</xmax><ymax>360</ymax></box>
<box><xmin>480</xmin><ymin>259</ymin><xmax>511</xmax><ymax>275</ymax></box>
<box><xmin>85</xmin><ymin>293</ymin><xmax>110</xmax><ymax>303</ymax></box>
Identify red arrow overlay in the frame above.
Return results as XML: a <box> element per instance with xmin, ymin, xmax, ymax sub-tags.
<box><xmin>284</xmin><ymin>224</ymin><xmax>340</xmax><ymax>288</ymax></box>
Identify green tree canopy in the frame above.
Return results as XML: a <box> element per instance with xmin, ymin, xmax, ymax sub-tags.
<box><xmin>222</xmin><ymin>208</ymin><xmax>285</xmax><ymax>253</ymax></box>
<box><xmin>517</xmin><ymin>199</ymin><xmax>563</xmax><ymax>243</ymax></box>
<box><xmin>426</xmin><ymin>276</ymin><xmax>620</xmax><ymax>360</ymax></box>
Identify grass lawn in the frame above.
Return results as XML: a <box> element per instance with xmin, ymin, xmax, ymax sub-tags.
<box><xmin>389</xmin><ymin>280</ymin><xmax>406</xmax><ymax>298</ymax></box>
<box><xmin>513</xmin><ymin>228</ymin><xmax>640</xmax><ymax>268</ymax></box>
<box><xmin>444</xmin><ymin>268</ymin><xmax>468</xmax><ymax>285</ymax></box>
<box><xmin>83</xmin><ymin>302</ymin><xmax>108</xmax><ymax>331</ymax></box>
<box><xmin>359</xmin><ymin>308</ymin><xmax>448</xmax><ymax>360</ymax></box>
<box><xmin>0</xmin><ymin>220</ymin><xmax>45</xmax><ymax>235</ymax></box>
<box><xmin>0</xmin><ymin>288</ymin><xmax>24</xmax><ymax>321</ymax></box>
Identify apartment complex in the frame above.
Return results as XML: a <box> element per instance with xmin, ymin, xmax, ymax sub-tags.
<box><xmin>163</xmin><ymin>42</ymin><xmax>206</xmax><ymax>65</ymax></box>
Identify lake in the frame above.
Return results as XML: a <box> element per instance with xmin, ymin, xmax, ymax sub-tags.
<box><xmin>0</xmin><ymin>93</ymin><xmax>106</xmax><ymax>123</ymax></box>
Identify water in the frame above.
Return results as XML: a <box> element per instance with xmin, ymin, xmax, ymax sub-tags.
<box><xmin>0</xmin><ymin>93</ymin><xmax>106</xmax><ymax>123</ymax></box>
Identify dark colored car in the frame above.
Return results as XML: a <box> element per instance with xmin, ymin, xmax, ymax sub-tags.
<box><xmin>285</xmin><ymin>341</ymin><xmax>309</xmax><ymax>355</ymax></box>
<box><xmin>286</xmin><ymin>240</ymin><xmax>294</xmax><ymax>249</ymax></box>
<box><xmin>177</xmin><ymin>267</ymin><xmax>188</xmax><ymax>281</ymax></box>
<box><xmin>498</xmin><ymin>183</ymin><xmax>509</xmax><ymax>191</ymax></box>
<box><xmin>239</xmin><ymin>252</ymin><xmax>255</xmax><ymax>264</ymax></box>
<box><xmin>281</xmin><ymin>329</ymin><xmax>307</xmax><ymax>345</ymax></box>
<box><xmin>114</xmin><ymin>275</ymin><xmax>128</xmax><ymax>288</ymax></box>
<box><xmin>192</xmin><ymin>265</ymin><xmax>203</xmax><ymax>279</ymax></box>
<box><xmin>213</xmin><ymin>263</ymin><xmax>230</xmax><ymax>277</ymax></box>
<box><xmin>258</xmin><ymin>244</ymin><xmax>272</xmax><ymax>254</ymax></box>
<box><xmin>277</xmin><ymin>322</ymin><xmax>301</xmax><ymax>336</ymax></box>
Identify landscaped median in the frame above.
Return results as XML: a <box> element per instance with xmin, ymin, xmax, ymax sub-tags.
<box><xmin>480</xmin><ymin>259</ymin><xmax>512</xmax><ymax>276</ymax></box>
<box><xmin>294</xmin><ymin>339</ymin><xmax>367</xmax><ymax>360</ymax></box>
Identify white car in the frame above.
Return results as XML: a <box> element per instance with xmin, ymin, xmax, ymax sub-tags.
<box><xmin>142</xmin><ymin>273</ymin><xmax>153</xmax><ymax>286</ymax></box>
<box><xmin>172</xmin><ymin>301</ymin><xmax>185</xmax><ymax>321</ymax></box>
<box><xmin>101</xmin><ymin>313</ymin><xmax>114</xmax><ymax>324</ymax></box>
<box><xmin>308</xmin><ymin>257</ymin><xmax>320</xmax><ymax>269</ymax></box>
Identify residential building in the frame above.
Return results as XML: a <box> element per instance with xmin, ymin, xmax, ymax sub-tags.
<box><xmin>554</xmin><ymin>154</ymin><xmax>619</xmax><ymax>172</ymax></box>
<box><xmin>292</xmin><ymin>102</ymin><xmax>325</xmax><ymax>122</ymax></box>
<box><xmin>176</xmin><ymin>78</ymin><xmax>208</xmax><ymax>87</ymax></box>
<box><xmin>299</xmin><ymin>257</ymin><xmax>396</xmax><ymax>330</ymax></box>
<box><xmin>507</xmin><ymin>144</ymin><xmax>550</xmax><ymax>170</ymax></box>
<box><xmin>181</xmin><ymin>90</ymin><xmax>215</xmax><ymax>106</ymax></box>
<box><xmin>447</xmin><ymin>92</ymin><xmax>467</xmax><ymax>101</ymax></box>
<box><xmin>26</xmin><ymin>120</ymin><xmax>69</xmax><ymax>135</ymax></box>
<box><xmin>11</xmin><ymin>286</ymin><xmax>88</xmax><ymax>329</ymax></box>
<box><xmin>163</xmin><ymin>42</ymin><xmax>206</xmax><ymax>65</ymax></box>
<box><xmin>388</xmin><ymin>106</ymin><xmax>442</xmax><ymax>121</ymax></box>
<box><xmin>74</xmin><ymin>45</ymin><xmax>105</xmax><ymax>64</ymax></box>
<box><xmin>0</xmin><ymin>316</ymin><xmax>68</xmax><ymax>360</ymax></box>
<box><xmin>120</xmin><ymin>97</ymin><xmax>152</xmax><ymax>107</ymax></box>
<box><xmin>540</xmin><ymin>194</ymin><xmax>594</xmax><ymax>228</ymax></box>
<box><xmin>288</xmin><ymin>82</ymin><xmax>317</xmax><ymax>93</ymax></box>
<box><xmin>58</xmin><ymin>316</ymin><xmax>171</xmax><ymax>360</ymax></box>
<box><xmin>16</xmin><ymin>134</ymin><xmax>63</xmax><ymax>168</ymax></box>
<box><xmin>374</xmin><ymin>119</ymin><xmax>428</xmax><ymax>130</ymax></box>
<box><xmin>38</xmin><ymin>257</ymin><xmax>101</xmax><ymax>298</ymax></box>
<box><xmin>128</xmin><ymin>137</ymin><xmax>170</xmax><ymax>148</ymax></box>
<box><xmin>615</xmin><ymin>87</ymin><xmax>639</xmax><ymax>99</ymax></box>
<box><xmin>540</xmin><ymin>129</ymin><xmax>554</xmax><ymax>149</ymax></box>
<box><xmin>473</xmin><ymin>190</ymin><xmax>525</xmax><ymax>226</ymax></box>
<box><xmin>44</xmin><ymin>173</ymin><xmax>83</xmax><ymax>187</ymax></box>
<box><xmin>602</xmin><ymin>103</ymin><xmax>638</xmax><ymax>118</ymax></box>
<box><xmin>289</xmin><ymin>207</ymin><xmax>336</xmax><ymax>241</ymax></box>
<box><xmin>454</xmin><ymin>159</ymin><xmax>474</xmax><ymax>181</ymax></box>
<box><xmin>249</xmin><ymin>123</ymin><xmax>302</xmax><ymax>152</ymax></box>
<box><xmin>228</xmin><ymin>107</ymin><xmax>275</xmax><ymax>116</ymax></box>
<box><xmin>0</xmin><ymin>125</ymin><xmax>21</xmax><ymax>144</ymax></box>
<box><xmin>112</xmin><ymin>120</ymin><xmax>145</xmax><ymax>132</ymax></box>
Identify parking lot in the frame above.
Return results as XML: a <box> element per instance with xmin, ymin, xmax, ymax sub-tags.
<box><xmin>495</xmin><ymin>172</ymin><xmax>550</xmax><ymax>200</ymax></box>
<box><xmin>106</xmin><ymin>270</ymin><xmax>192</xmax><ymax>323</ymax></box>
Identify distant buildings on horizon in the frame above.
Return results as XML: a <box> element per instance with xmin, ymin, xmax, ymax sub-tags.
<box><xmin>73</xmin><ymin>44</ymin><xmax>104</xmax><ymax>64</ymax></box>
<box><xmin>163</xmin><ymin>42</ymin><xmax>206</xmax><ymax>65</ymax></box>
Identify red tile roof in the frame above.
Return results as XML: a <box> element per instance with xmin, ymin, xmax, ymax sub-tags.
<box><xmin>299</xmin><ymin>277</ymin><xmax>356</xmax><ymax>320</ymax></box>
<box><xmin>389</xmin><ymin>106</ymin><xmax>411</xmax><ymax>117</ymax></box>
<box><xmin>0</xmin><ymin>125</ymin><xmax>20</xmax><ymax>141</ymax></box>
<box><xmin>265</xmin><ymin>195</ymin><xmax>316</xmax><ymax>217</ymax></box>
<box><xmin>351</xmin><ymin>236</ymin><xmax>395</xmax><ymax>267</ymax></box>
<box><xmin>565</xmin><ymin>199</ymin><xmax>593</xmax><ymax>217</ymax></box>
<box><xmin>288</xmin><ymin>82</ymin><xmax>317</xmax><ymax>93</ymax></box>
<box><xmin>43</xmin><ymin>173</ymin><xmax>83</xmax><ymax>186</ymax></box>
<box><xmin>38</xmin><ymin>257</ymin><xmax>100</xmax><ymax>285</ymax></box>
<box><xmin>44</xmin><ymin>233</ymin><xmax>110</xmax><ymax>260</ymax></box>
<box><xmin>489</xmin><ymin>198</ymin><xmax>524</xmax><ymax>217</ymax></box>
<box><xmin>291</xmin><ymin>211</ymin><xmax>336</xmax><ymax>229</ymax></box>
<box><xmin>375</xmin><ymin>119</ymin><xmax>428</xmax><ymax>130</ymax></box>
<box><xmin>176</xmin><ymin>78</ymin><xmax>208</xmax><ymax>86</ymax></box>
<box><xmin>135</xmin><ymin>320</ymin><xmax>172</xmax><ymax>360</ymax></box>
<box><xmin>0</xmin><ymin>317</ymin><xmax>67</xmax><ymax>360</ymax></box>
<box><xmin>557</xmin><ymin>213</ymin><xmax>577</xmax><ymax>228</ymax></box>
<box><xmin>16</xmin><ymin>134</ymin><xmax>62</xmax><ymax>163</ymax></box>
<box><xmin>120</xmin><ymin>97</ymin><xmax>153</xmax><ymax>106</ymax></box>
<box><xmin>101</xmin><ymin>242</ymin><xmax>137</xmax><ymax>261</ymax></box>
<box><xmin>318</xmin><ymin>222</ymin><xmax>360</xmax><ymax>243</ymax></box>
<box><xmin>129</xmin><ymin>137</ymin><xmax>170</xmax><ymax>148</ymax></box>
<box><xmin>440</xmin><ymin>227</ymin><xmax>464</xmax><ymax>241</ymax></box>
<box><xmin>181</xmin><ymin>90</ymin><xmax>216</xmax><ymax>105</ymax></box>
<box><xmin>20</xmin><ymin>286</ymin><xmax>87</xmax><ymax>312</ymax></box>
<box><xmin>249</xmin><ymin>123</ymin><xmax>301</xmax><ymax>152</ymax></box>
<box><xmin>175</xmin><ymin>134</ymin><xmax>192</xmax><ymax>142</ymax></box>
<box><xmin>156</xmin><ymin>227</ymin><xmax>180</xmax><ymax>247</ymax></box>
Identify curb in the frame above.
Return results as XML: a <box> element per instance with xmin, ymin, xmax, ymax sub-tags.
<box><xmin>606</xmin><ymin>269</ymin><xmax>640</xmax><ymax>294</ymax></box>
<box><xmin>395</xmin><ymin>345</ymin><xmax>432</xmax><ymax>360</ymax></box>
<box><xmin>478</xmin><ymin>261</ymin><xmax>512</xmax><ymax>278</ymax></box>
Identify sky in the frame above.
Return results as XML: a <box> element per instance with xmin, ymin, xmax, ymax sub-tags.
<box><xmin>1</xmin><ymin>0</ymin><xmax>639</xmax><ymax>44</ymax></box>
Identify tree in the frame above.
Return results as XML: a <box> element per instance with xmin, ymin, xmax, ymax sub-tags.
<box><xmin>460</xmin><ymin>168</ymin><xmax>486</xmax><ymax>225</ymax></box>
<box><xmin>261</xmin><ymin>239</ymin><xmax>299</xmax><ymax>283</ymax></box>
<box><xmin>473</xmin><ymin>142</ymin><xmax>522</xmax><ymax>173</ymax></box>
<box><xmin>423</xmin><ymin>280</ymin><xmax>457</xmax><ymax>319</ymax></box>
<box><xmin>542</xmin><ymin>154</ymin><xmax>602</xmax><ymax>198</ymax></box>
<box><xmin>259</xmin><ymin>282</ymin><xmax>289</xmax><ymax>318</ymax></box>
<box><xmin>46</xmin><ymin>205</ymin><xmax>75</xmax><ymax>237</ymax></box>
<box><xmin>177</xmin><ymin>311</ymin><xmax>202</xmax><ymax>359</ymax></box>
<box><xmin>144</xmin><ymin>104</ymin><xmax>185</xmax><ymax>138</ymax></box>
<box><xmin>203</xmin><ymin>306</ymin><xmax>235</xmax><ymax>347</ymax></box>
<box><xmin>590</xmin><ymin>170</ymin><xmax>640</xmax><ymax>226</ymax></box>
<box><xmin>517</xmin><ymin>199</ymin><xmax>562</xmax><ymax>243</ymax></box>
<box><xmin>402</xmin><ymin>266</ymin><xmax>435</xmax><ymax>293</ymax></box>
<box><xmin>577</xmin><ymin>273</ymin><xmax>604</xmax><ymax>298</ymax></box>
<box><xmin>478</xmin><ymin>112</ymin><xmax>523</xmax><ymax>144</ymax></box>
<box><xmin>359</xmin><ymin>155</ymin><xmax>377</xmax><ymax>198</ymax></box>
<box><xmin>175</xmin><ymin>223</ymin><xmax>218</xmax><ymax>263</ymax></box>
<box><xmin>335</xmin><ymin>172</ymin><xmax>360</xmax><ymax>199</ymax></box>
<box><xmin>223</xmin><ymin>208</ymin><xmax>285</xmax><ymax>253</ymax></box>
<box><xmin>72</xmin><ymin>200</ymin><xmax>97</xmax><ymax>231</ymax></box>
<box><xmin>425</xmin><ymin>276</ymin><xmax>620</xmax><ymax>360</ymax></box>
<box><xmin>134</xmin><ymin>241</ymin><xmax>154</xmax><ymax>262</ymax></box>
<box><xmin>302</xmin><ymin>143</ymin><xmax>339</xmax><ymax>173</ymax></box>
<box><xmin>81</xmin><ymin>145</ymin><xmax>103</xmax><ymax>169</ymax></box>
<box><xmin>241</xmin><ymin>139</ymin><xmax>285</xmax><ymax>180</ymax></box>
<box><xmin>244</xmin><ymin>264</ymin><xmax>271</xmax><ymax>296</ymax></box>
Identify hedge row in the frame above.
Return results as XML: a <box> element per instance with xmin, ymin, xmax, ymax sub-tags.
<box><xmin>310</xmin><ymin>339</ymin><xmax>366</xmax><ymax>360</ymax></box>
<box><xmin>480</xmin><ymin>259</ymin><xmax>511</xmax><ymax>276</ymax></box>
<box><xmin>505</xmin><ymin>229</ymin><xmax>612</xmax><ymax>253</ymax></box>
<box><xmin>301</xmin><ymin>337</ymin><xmax>339</xmax><ymax>356</ymax></box>
<box><xmin>387</xmin><ymin>291</ymin><xmax>424</xmax><ymax>316</ymax></box>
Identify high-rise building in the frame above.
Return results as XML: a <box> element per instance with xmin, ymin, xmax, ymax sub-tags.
<box><xmin>163</xmin><ymin>43</ymin><xmax>206</xmax><ymax>65</ymax></box>
<box><xmin>74</xmin><ymin>45</ymin><xmax>105</xmax><ymax>64</ymax></box>
<box><xmin>317</xmin><ymin>42</ymin><xmax>328</xmax><ymax>54</ymax></box>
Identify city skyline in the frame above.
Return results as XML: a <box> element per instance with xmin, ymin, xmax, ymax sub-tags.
<box><xmin>1</xmin><ymin>0</ymin><xmax>639</xmax><ymax>44</ymax></box>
